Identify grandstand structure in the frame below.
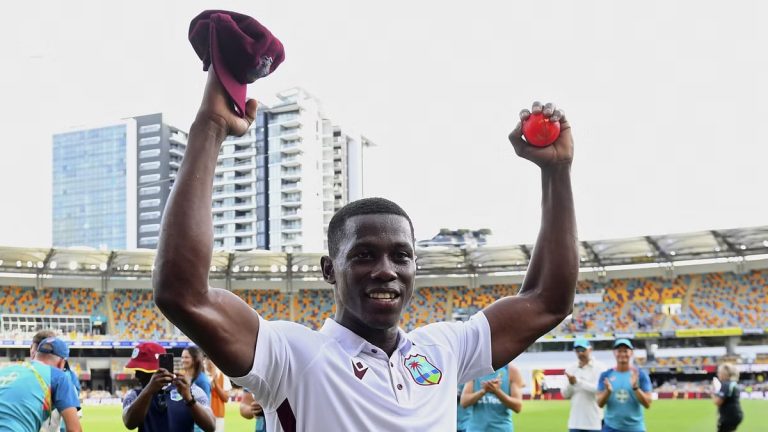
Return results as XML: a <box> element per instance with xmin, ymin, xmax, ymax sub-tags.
<box><xmin>1</xmin><ymin>226</ymin><xmax>767</xmax><ymax>395</ymax></box>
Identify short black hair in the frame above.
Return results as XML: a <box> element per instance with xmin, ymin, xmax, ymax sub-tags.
<box><xmin>327</xmin><ymin>197</ymin><xmax>414</xmax><ymax>257</ymax></box>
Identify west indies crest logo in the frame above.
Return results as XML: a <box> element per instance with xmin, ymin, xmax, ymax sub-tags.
<box><xmin>403</xmin><ymin>354</ymin><xmax>442</xmax><ymax>386</ymax></box>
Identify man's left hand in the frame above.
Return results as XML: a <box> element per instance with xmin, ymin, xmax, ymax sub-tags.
<box><xmin>174</xmin><ymin>373</ymin><xmax>192</xmax><ymax>401</ymax></box>
<box><xmin>508</xmin><ymin>101</ymin><xmax>573</xmax><ymax>168</ymax></box>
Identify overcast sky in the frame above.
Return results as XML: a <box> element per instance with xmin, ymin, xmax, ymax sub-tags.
<box><xmin>1</xmin><ymin>0</ymin><xmax>766</xmax><ymax>249</ymax></box>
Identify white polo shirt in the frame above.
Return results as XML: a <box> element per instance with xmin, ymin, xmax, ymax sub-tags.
<box><xmin>232</xmin><ymin>312</ymin><xmax>493</xmax><ymax>432</ymax></box>
<box><xmin>561</xmin><ymin>359</ymin><xmax>605</xmax><ymax>430</ymax></box>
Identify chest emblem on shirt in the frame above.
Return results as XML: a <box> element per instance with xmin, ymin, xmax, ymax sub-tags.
<box><xmin>615</xmin><ymin>389</ymin><xmax>630</xmax><ymax>403</ymax></box>
<box><xmin>351</xmin><ymin>360</ymin><xmax>369</xmax><ymax>380</ymax></box>
<box><xmin>403</xmin><ymin>354</ymin><xmax>442</xmax><ymax>386</ymax></box>
<box><xmin>169</xmin><ymin>389</ymin><xmax>183</xmax><ymax>402</ymax></box>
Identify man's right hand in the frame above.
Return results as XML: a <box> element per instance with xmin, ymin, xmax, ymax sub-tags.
<box><xmin>195</xmin><ymin>69</ymin><xmax>258</xmax><ymax>138</ymax></box>
<box><xmin>147</xmin><ymin>369</ymin><xmax>174</xmax><ymax>394</ymax></box>
<box><xmin>566</xmin><ymin>373</ymin><xmax>577</xmax><ymax>385</ymax></box>
<box><xmin>603</xmin><ymin>377</ymin><xmax>613</xmax><ymax>393</ymax></box>
<box><xmin>251</xmin><ymin>401</ymin><xmax>263</xmax><ymax>416</ymax></box>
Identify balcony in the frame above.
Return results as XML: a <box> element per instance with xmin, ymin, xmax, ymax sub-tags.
<box><xmin>281</xmin><ymin>182</ymin><xmax>301</xmax><ymax>193</ymax></box>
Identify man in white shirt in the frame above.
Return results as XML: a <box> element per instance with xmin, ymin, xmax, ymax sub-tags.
<box><xmin>562</xmin><ymin>338</ymin><xmax>604</xmax><ymax>432</ymax></box>
<box><xmin>154</xmin><ymin>37</ymin><xmax>579</xmax><ymax>431</ymax></box>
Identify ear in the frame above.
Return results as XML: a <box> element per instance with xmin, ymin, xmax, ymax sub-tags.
<box><xmin>320</xmin><ymin>256</ymin><xmax>336</xmax><ymax>285</ymax></box>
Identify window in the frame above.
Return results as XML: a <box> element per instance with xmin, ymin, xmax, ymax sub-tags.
<box><xmin>139</xmin><ymin>161</ymin><xmax>161</xmax><ymax>171</ymax></box>
<box><xmin>139</xmin><ymin>136</ymin><xmax>161</xmax><ymax>146</ymax></box>
<box><xmin>139</xmin><ymin>224</ymin><xmax>160</xmax><ymax>233</ymax></box>
<box><xmin>139</xmin><ymin>211</ymin><xmax>161</xmax><ymax>221</ymax></box>
<box><xmin>139</xmin><ymin>124</ymin><xmax>161</xmax><ymax>134</ymax></box>
<box><xmin>139</xmin><ymin>149</ymin><xmax>161</xmax><ymax>159</ymax></box>
<box><xmin>139</xmin><ymin>174</ymin><xmax>161</xmax><ymax>183</ymax></box>
<box><xmin>139</xmin><ymin>186</ymin><xmax>161</xmax><ymax>196</ymax></box>
<box><xmin>139</xmin><ymin>236</ymin><xmax>159</xmax><ymax>246</ymax></box>
<box><xmin>139</xmin><ymin>199</ymin><xmax>161</xmax><ymax>208</ymax></box>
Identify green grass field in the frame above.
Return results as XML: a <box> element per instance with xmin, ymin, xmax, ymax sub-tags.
<box><xmin>81</xmin><ymin>399</ymin><xmax>766</xmax><ymax>431</ymax></box>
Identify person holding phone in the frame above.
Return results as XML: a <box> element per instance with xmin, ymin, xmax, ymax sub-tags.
<box><xmin>122</xmin><ymin>342</ymin><xmax>215</xmax><ymax>432</ymax></box>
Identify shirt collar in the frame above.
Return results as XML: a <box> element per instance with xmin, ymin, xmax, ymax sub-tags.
<box><xmin>320</xmin><ymin>318</ymin><xmax>412</xmax><ymax>357</ymax></box>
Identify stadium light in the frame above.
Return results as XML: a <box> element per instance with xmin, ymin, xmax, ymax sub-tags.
<box><xmin>68</xmin><ymin>261</ymin><xmax>78</xmax><ymax>270</ymax></box>
<box><xmin>270</xmin><ymin>265</ymin><xmax>278</xmax><ymax>272</ymax></box>
<box><xmin>292</xmin><ymin>265</ymin><xmax>298</xmax><ymax>272</ymax></box>
<box><xmin>99</xmin><ymin>263</ymin><xmax>107</xmax><ymax>271</ymax></box>
<box><xmin>16</xmin><ymin>261</ymin><xmax>21</xmax><ymax>267</ymax></box>
<box><xmin>123</xmin><ymin>264</ymin><xmax>130</xmax><ymax>271</ymax></box>
<box><xmin>0</xmin><ymin>259</ymin><xmax>3</xmax><ymax>266</ymax></box>
<box><xmin>301</xmin><ymin>265</ymin><xmax>308</xmax><ymax>272</ymax></box>
<box><xmin>232</xmin><ymin>265</ymin><xmax>240</xmax><ymax>273</ymax></box>
<box><xmin>280</xmin><ymin>265</ymin><xmax>287</xmax><ymax>272</ymax></box>
<box><xmin>669</xmin><ymin>251</ymin><xmax>676</xmax><ymax>256</ymax></box>
<box><xmin>49</xmin><ymin>261</ymin><xmax>57</xmax><ymax>269</ymax></box>
<box><xmin>90</xmin><ymin>265</ymin><xmax>96</xmax><ymax>270</ymax></box>
<box><xmin>36</xmin><ymin>261</ymin><xmax>44</xmax><ymax>269</ymax></box>
<box><xmin>133</xmin><ymin>264</ymin><xmax>139</xmax><ymax>271</ymax></box>
<box><xmin>243</xmin><ymin>266</ymin><xmax>249</xmax><ymax>272</ymax></box>
<box><xmin>714</xmin><ymin>247</ymin><xmax>721</xmax><ymax>252</ymax></box>
<box><xmin>27</xmin><ymin>261</ymin><xmax>33</xmax><ymax>268</ymax></box>
<box><xmin>763</xmin><ymin>240</ymin><xmax>768</xmax><ymax>248</ymax></box>
<box><xmin>210</xmin><ymin>265</ymin><xmax>217</xmax><ymax>272</ymax></box>
<box><xmin>740</xmin><ymin>244</ymin><xmax>747</xmax><ymax>250</ymax></box>
<box><xmin>253</xmin><ymin>266</ymin><xmax>259</xmax><ymax>271</ymax></box>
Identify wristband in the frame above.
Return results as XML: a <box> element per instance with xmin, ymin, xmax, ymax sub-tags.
<box><xmin>185</xmin><ymin>397</ymin><xmax>197</xmax><ymax>407</ymax></box>
<box><xmin>632</xmin><ymin>386</ymin><xmax>639</xmax><ymax>391</ymax></box>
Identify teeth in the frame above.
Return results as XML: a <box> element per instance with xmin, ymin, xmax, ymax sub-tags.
<box><xmin>369</xmin><ymin>292</ymin><xmax>396</xmax><ymax>300</ymax></box>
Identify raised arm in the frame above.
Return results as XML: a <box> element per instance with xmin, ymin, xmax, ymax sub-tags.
<box><xmin>484</xmin><ymin>102</ymin><xmax>578</xmax><ymax>369</ymax></box>
<box><xmin>153</xmin><ymin>69</ymin><xmax>261</xmax><ymax>377</ymax></box>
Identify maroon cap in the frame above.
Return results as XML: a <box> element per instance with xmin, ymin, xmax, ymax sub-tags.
<box><xmin>125</xmin><ymin>342</ymin><xmax>166</xmax><ymax>373</ymax></box>
<box><xmin>189</xmin><ymin>10</ymin><xmax>285</xmax><ymax>116</ymax></box>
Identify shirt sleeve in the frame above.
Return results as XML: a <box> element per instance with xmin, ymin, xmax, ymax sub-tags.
<box><xmin>229</xmin><ymin>316</ymin><xmax>295</xmax><ymax>412</ymax></box>
<box><xmin>196</xmin><ymin>374</ymin><xmax>212</xmax><ymax>398</ymax></box>
<box><xmin>122</xmin><ymin>389</ymin><xmax>138</xmax><ymax>411</ymax></box>
<box><xmin>192</xmin><ymin>384</ymin><xmax>211</xmax><ymax>406</ymax></box>
<box><xmin>597</xmin><ymin>370</ymin><xmax>609</xmax><ymax>391</ymax></box>
<box><xmin>639</xmin><ymin>370</ymin><xmax>652</xmax><ymax>392</ymax></box>
<box><xmin>50</xmin><ymin>368</ymin><xmax>80</xmax><ymax>413</ymax></box>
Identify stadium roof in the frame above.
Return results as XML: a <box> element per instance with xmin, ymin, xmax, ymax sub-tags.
<box><xmin>0</xmin><ymin>226</ymin><xmax>766</xmax><ymax>280</ymax></box>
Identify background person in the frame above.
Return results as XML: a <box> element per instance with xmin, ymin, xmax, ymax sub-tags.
<box><xmin>461</xmin><ymin>364</ymin><xmax>524</xmax><ymax>432</ymax></box>
<box><xmin>0</xmin><ymin>337</ymin><xmax>81</xmax><ymax>432</ymax></box>
<box><xmin>562</xmin><ymin>338</ymin><xmax>604</xmax><ymax>432</ymax></box>
<box><xmin>597</xmin><ymin>339</ymin><xmax>652</xmax><ymax>432</ymax></box>
<box><xmin>122</xmin><ymin>341</ymin><xmax>215</xmax><ymax>432</ymax></box>
<box><xmin>205</xmin><ymin>357</ymin><xmax>232</xmax><ymax>431</ymax></box>
<box><xmin>713</xmin><ymin>363</ymin><xmax>743</xmax><ymax>432</ymax></box>
<box><xmin>238</xmin><ymin>389</ymin><xmax>266</xmax><ymax>432</ymax></box>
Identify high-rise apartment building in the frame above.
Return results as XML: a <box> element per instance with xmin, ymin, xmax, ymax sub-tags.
<box><xmin>211</xmin><ymin>88</ymin><xmax>369</xmax><ymax>253</ymax></box>
<box><xmin>52</xmin><ymin>114</ymin><xmax>186</xmax><ymax>250</ymax></box>
<box><xmin>53</xmin><ymin>91</ymin><xmax>367</xmax><ymax>252</ymax></box>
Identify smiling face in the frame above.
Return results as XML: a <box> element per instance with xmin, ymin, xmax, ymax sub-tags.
<box><xmin>181</xmin><ymin>349</ymin><xmax>193</xmax><ymax>372</ymax></box>
<box><xmin>322</xmin><ymin>214</ymin><xmax>416</xmax><ymax>334</ymax></box>
<box><xmin>575</xmin><ymin>346</ymin><xmax>591</xmax><ymax>365</ymax></box>
<box><xmin>613</xmin><ymin>345</ymin><xmax>633</xmax><ymax>368</ymax></box>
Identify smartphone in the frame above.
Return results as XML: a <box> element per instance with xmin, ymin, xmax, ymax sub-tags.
<box><xmin>158</xmin><ymin>353</ymin><xmax>174</xmax><ymax>373</ymax></box>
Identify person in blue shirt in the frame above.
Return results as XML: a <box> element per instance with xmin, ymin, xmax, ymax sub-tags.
<box><xmin>461</xmin><ymin>364</ymin><xmax>524</xmax><ymax>432</ymax></box>
<box><xmin>239</xmin><ymin>389</ymin><xmax>267</xmax><ymax>432</ymax></box>
<box><xmin>457</xmin><ymin>383</ymin><xmax>472</xmax><ymax>432</ymax></box>
<box><xmin>182</xmin><ymin>346</ymin><xmax>211</xmax><ymax>432</ymax></box>
<box><xmin>597</xmin><ymin>339</ymin><xmax>653</xmax><ymax>432</ymax></box>
<box><xmin>0</xmin><ymin>337</ymin><xmax>81</xmax><ymax>432</ymax></box>
<box><xmin>122</xmin><ymin>341</ymin><xmax>215</xmax><ymax>432</ymax></box>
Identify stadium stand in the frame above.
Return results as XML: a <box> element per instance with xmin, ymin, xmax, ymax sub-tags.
<box><xmin>0</xmin><ymin>286</ymin><xmax>106</xmax><ymax>316</ymax></box>
<box><xmin>232</xmin><ymin>288</ymin><xmax>290</xmax><ymax>321</ymax></box>
<box><xmin>292</xmin><ymin>289</ymin><xmax>333</xmax><ymax>329</ymax></box>
<box><xmin>111</xmin><ymin>288</ymin><xmax>168</xmax><ymax>340</ymax></box>
<box><xmin>401</xmin><ymin>286</ymin><xmax>451</xmax><ymax>331</ymax></box>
